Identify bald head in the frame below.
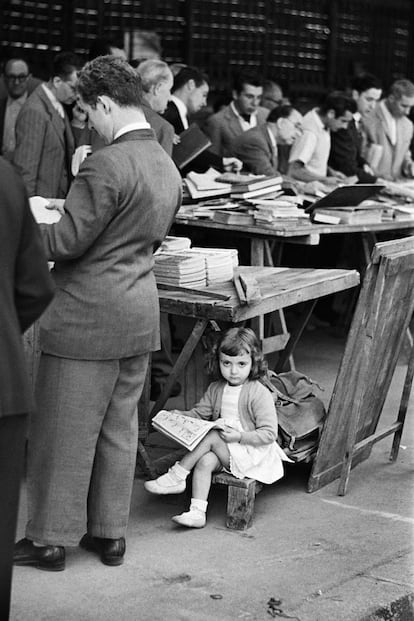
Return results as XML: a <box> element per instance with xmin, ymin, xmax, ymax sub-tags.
<box><xmin>136</xmin><ymin>60</ymin><xmax>173</xmax><ymax>113</ymax></box>
<box><xmin>4</xmin><ymin>58</ymin><xmax>30</xmax><ymax>99</ymax></box>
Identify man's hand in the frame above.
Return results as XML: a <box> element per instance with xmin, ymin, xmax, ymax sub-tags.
<box><xmin>173</xmin><ymin>134</ymin><xmax>181</xmax><ymax>145</ymax></box>
<box><xmin>223</xmin><ymin>157</ymin><xmax>243</xmax><ymax>173</ymax></box>
<box><xmin>327</xmin><ymin>166</ymin><xmax>347</xmax><ymax>179</ymax></box>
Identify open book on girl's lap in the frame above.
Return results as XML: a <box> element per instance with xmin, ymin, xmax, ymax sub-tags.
<box><xmin>152</xmin><ymin>410</ymin><xmax>223</xmax><ymax>451</ymax></box>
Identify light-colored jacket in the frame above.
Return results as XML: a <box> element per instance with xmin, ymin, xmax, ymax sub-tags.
<box><xmin>181</xmin><ymin>379</ymin><xmax>278</xmax><ymax>446</ymax></box>
<box><xmin>363</xmin><ymin>104</ymin><xmax>413</xmax><ymax>180</ymax></box>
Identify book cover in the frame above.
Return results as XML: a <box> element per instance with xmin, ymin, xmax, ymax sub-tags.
<box><xmin>312</xmin><ymin>208</ymin><xmax>383</xmax><ymax>225</ymax></box>
<box><xmin>231</xmin><ymin>184</ymin><xmax>282</xmax><ymax>200</ymax></box>
<box><xmin>185</xmin><ymin>178</ymin><xmax>232</xmax><ymax>200</ymax></box>
<box><xmin>213</xmin><ymin>209</ymin><xmax>255</xmax><ymax>226</ymax></box>
<box><xmin>152</xmin><ymin>410</ymin><xmax>221</xmax><ymax>451</ymax></box>
<box><xmin>173</xmin><ymin>124</ymin><xmax>212</xmax><ymax>170</ymax></box>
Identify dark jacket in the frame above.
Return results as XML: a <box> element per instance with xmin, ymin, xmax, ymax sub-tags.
<box><xmin>0</xmin><ymin>157</ymin><xmax>54</xmax><ymax>417</ymax></box>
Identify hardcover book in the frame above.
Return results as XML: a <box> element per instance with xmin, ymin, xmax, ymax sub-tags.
<box><xmin>173</xmin><ymin>124</ymin><xmax>212</xmax><ymax>170</ymax></box>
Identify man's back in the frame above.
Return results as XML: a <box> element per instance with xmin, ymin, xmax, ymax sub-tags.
<box><xmin>40</xmin><ymin>129</ymin><xmax>182</xmax><ymax>360</ymax></box>
<box><xmin>232</xmin><ymin>124</ymin><xmax>278</xmax><ymax>176</ymax></box>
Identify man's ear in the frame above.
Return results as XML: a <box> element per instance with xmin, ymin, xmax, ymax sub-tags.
<box><xmin>232</xmin><ymin>89</ymin><xmax>238</xmax><ymax>101</ymax></box>
<box><xmin>97</xmin><ymin>95</ymin><xmax>112</xmax><ymax>113</ymax></box>
<box><xmin>52</xmin><ymin>76</ymin><xmax>62</xmax><ymax>89</ymax></box>
<box><xmin>186</xmin><ymin>79</ymin><xmax>196</xmax><ymax>92</ymax></box>
<box><xmin>351</xmin><ymin>89</ymin><xmax>359</xmax><ymax>102</ymax></box>
<box><xmin>326</xmin><ymin>109</ymin><xmax>335</xmax><ymax>120</ymax></box>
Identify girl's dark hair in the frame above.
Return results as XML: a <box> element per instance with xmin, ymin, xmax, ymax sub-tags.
<box><xmin>207</xmin><ymin>327</ymin><xmax>267</xmax><ymax>381</ymax></box>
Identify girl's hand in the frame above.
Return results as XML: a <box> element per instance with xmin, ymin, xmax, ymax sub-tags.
<box><xmin>46</xmin><ymin>199</ymin><xmax>66</xmax><ymax>215</ymax></box>
<box><xmin>219</xmin><ymin>427</ymin><xmax>242</xmax><ymax>443</ymax></box>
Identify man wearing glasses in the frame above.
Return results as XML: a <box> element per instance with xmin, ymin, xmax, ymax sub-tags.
<box><xmin>0</xmin><ymin>58</ymin><xmax>35</xmax><ymax>161</ymax></box>
<box><xmin>13</xmin><ymin>51</ymin><xmax>80</xmax><ymax>199</ymax></box>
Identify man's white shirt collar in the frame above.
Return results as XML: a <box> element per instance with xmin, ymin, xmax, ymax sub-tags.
<box><xmin>114</xmin><ymin>121</ymin><xmax>150</xmax><ymax>140</ymax></box>
<box><xmin>230</xmin><ymin>101</ymin><xmax>257</xmax><ymax>130</ymax></box>
<box><xmin>42</xmin><ymin>83</ymin><xmax>65</xmax><ymax>119</ymax></box>
<box><xmin>171</xmin><ymin>95</ymin><xmax>188</xmax><ymax>129</ymax></box>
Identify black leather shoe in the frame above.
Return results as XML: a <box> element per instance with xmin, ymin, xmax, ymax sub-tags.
<box><xmin>79</xmin><ymin>533</ymin><xmax>125</xmax><ymax>566</ymax></box>
<box><xmin>13</xmin><ymin>537</ymin><xmax>65</xmax><ymax>571</ymax></box>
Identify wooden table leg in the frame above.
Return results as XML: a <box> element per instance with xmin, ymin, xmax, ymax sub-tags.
<box><xmin>150</xmin><ymin>318</ymin><xmax>209</xmax><ymax>417</ymax></box>
<box><xmin>275</xmin><ymin>300</ymin><xmax>316</xmax><ymax>373</ymax></box>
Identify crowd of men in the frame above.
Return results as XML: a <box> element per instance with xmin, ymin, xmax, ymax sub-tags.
<box><xmin>2</xmin><ymin>47</ymin><xmax>414</xmax><ymax>199</ymax></box>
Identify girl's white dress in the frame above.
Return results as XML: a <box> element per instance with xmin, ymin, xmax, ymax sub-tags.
<box><xmin>220</xmin><ymin>383</ymin><xmax>290</xmax><ymax>484</ymax></box>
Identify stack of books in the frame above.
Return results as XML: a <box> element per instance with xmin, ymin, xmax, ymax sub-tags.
<box><xmin>157</xmin><ymin>236</ymin><xmax>192</xmax><ymax>253</ymax></box>
<box><xmin>228</xmin><ymin>174</ymin><xmax>283</xmax><ymax>200</ymax></box>
<box><xmin>184</xmin><ymin>169</ymin><xmax>232</xmax><ymax>200</ymax></box>
<box><xmin>252</xmin><ymin>198</ymin><xmax>310</xmax><ymax>228</ymax></box>
<box><xmin>311</xmin><ymin>205</ymin><xmax>384</xmax><ymax>225</ymax></box>
<box><xmin>154</xmin><ymin>252</ymin><xmax>207</xmax><ymax>288</ymax></box>
<box><xmin>154</xmin><ymin>247</ymin><xmax>239</xmax><ymax>288</ymax></box>
<box><xmin>191</xmin><ymin>247</ymin><xmax>238</xmax><ymax>284</ymax></box>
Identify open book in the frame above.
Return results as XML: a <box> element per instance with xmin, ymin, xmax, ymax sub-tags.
<box><xmin>152</xmin><ymin>410</ymin><xmax>221</xmax><ymax>451</ymax></box>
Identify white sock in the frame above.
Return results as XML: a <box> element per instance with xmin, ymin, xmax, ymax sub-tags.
<box><xmin>172</xmin><ymin>462</ymin><xmax>190</xmax><ymax>480</ymax></box>
<box><xmin>190</xmin><ymin>498</ymin><xmax>208</xmax><ymax>513</ymax></box>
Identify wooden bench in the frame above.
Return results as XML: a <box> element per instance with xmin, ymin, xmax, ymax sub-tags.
<box><xmin>212</xmin><ymin>472</ymin><xmax>263</xmax><ymax>530</ymax></box>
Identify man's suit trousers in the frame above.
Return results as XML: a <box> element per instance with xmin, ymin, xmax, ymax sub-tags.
<box><xmin>26</xmin><ymin>352</ymin><xmax>149</xmax><ymax>546</ymax></box>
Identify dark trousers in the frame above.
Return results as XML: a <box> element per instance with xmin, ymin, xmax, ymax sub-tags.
<box><xmin>0</xmin><ymin>414</ymin><xmax>28</xmax><ymax>621</ymax></box>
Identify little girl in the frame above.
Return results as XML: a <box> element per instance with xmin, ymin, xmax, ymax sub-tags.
<box><xmin>144</xmin><ymin>327</ymin><xmax>291</xmax><ymax>528</ymax></box>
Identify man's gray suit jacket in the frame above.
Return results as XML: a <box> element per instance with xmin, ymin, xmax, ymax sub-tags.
<box><xmin>39</xmin><ymin>129</ymin><xmax>182</xmax><ymax>360</ymax></box>
<box><xmin>205</xmin><ymin>104</ymin><xmax>268</xmax><ymax>157</ymax></box>
<box><xmin>13</xmin><ymin>85</ymin><xmax>75</xmax><ymax>198</ymax></box>
<box><xmin>233</xmin><ymin>124</ymin><xmax>279</xmax><ymax>176</ymax></box>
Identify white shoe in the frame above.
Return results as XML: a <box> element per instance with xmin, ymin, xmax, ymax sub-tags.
<box><xmin>144</xmin><ymin>468</ymin><xmax>186</xmax><ymax>495</ymax></box>
<box><xmin>172</xmin><ymin>509</ymin><xmax>206</xmax><ymax>528</ymax></box>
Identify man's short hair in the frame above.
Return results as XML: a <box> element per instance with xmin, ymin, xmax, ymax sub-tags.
<box><xmin>389</xmin><ymin>79</ymin><xmax>414</xmax><ymax>100</ymax></box>
<box><xmin>136</xmin><ymin>60</ymin><xmax>172</xmax><ymax>93</ymax></box>
<box><xmin>320</xmin><ymin>91</ymin><xmax>356</xmax><ymax>116</ymax></box>
<box><xmin>77</xmin><ymin>56</ymin><xmax>143</xmax><ymax>108</ymax></box>
<box><xmin>172</xmin><ymin>66</ymin><xmax>208</xmax><ymax>92</ymax></box>
<box><xmin>351</xmin><ymin>74</ymin><xmax>382</xmax><ymax>94</ymax></box>
<box><xmin>233</xmin><ymin>72</ymin><xmax>262</xmax><ymax>94</ymax></box>
<box><xmin>52</xmin><ymin>51</ymin><xmax>81</xmax><ymax>81</ymax></box>
<box><xmin>267</xmin><ymin>104</ymin><xmax>293</xmax><ymax>123</ymax></box>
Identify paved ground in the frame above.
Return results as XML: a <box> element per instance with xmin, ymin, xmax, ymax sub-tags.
<box><xmin>9</xmin><ymin>325</ymin><xmax>414</xmax><ymax>621</ymax></box>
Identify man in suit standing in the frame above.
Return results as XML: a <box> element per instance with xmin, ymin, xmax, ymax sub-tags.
<box><xmin>233</xmin><ymin>104</ymin><xmax>303</xmax><ymax>176</ymax></box>
<box><xmin>136</xmin><ymin>58</ymin><xmax>175</xmax><ymax>155</ymax></box>
<box><xmin>205</xmin><ymin>72</ymin><xmax>268</xmax><ymax>157</ymax></box>
<box><xmin>0</xmin><ymin>157</ymin><xmax>54</xmax><ymax>619</ymax></box>
<box><xmin>0</xmin><ymin>58</ymin><xmax>32</xmax><ymax>160</ymax></box>
<box><xmin>329</xmin><ymin>74</ymin><xmax>382</xmax><ymax>183</ymax></box>
<box><xmin>13</xmin><ymin>51</ymin><xmax>81</xmax><ymax>198</ymax></box>
<box><xmin>13</xmin><ymin>56</ymin><xmax>182</xmax><ymax>570</ymax></box>
<box><xmin>363</xmin><ymin>79</ymin><xmax>414</xmax><ymax>180</ymax></box>
<box><xmin>163</xmin><ymin>65</ymin><xmax>241</xmax><ymax>174</ymax></box>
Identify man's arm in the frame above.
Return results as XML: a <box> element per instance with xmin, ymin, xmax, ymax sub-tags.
<box><xmin>204</xmin><ymin>114</ymin><xmax>224</xmax><ymax>156</ymax></box>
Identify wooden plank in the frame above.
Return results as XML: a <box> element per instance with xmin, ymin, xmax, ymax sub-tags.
<box><xmin>308</xmin><ymin>237</ymin><xmax>414</xmax><ymax>494</ymax></box>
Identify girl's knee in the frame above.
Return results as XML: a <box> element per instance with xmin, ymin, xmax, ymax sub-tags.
<box><xmin>195</xmin><ymin>452</ymin><xmax>218</xmax><ymax>472</ymax></box>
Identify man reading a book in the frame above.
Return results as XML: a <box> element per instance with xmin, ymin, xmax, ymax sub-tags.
<box><xmin>288</xmin><ymin>92</ymin><xmax>357</xmax><ymax>188</ymax></box>
<box><xmin>232</xmin><ymin>104</ymin><xmax>303</xmax><ymax>176</ymax></box>
<box><xmin>163</xmin><ymin>65</ymin><xmax>242</xmax><ymax>175</ymax></box>
<box><xmin>329</xmin><ymin>74</ymin><xmax>382</xmax><ymax>183</ymax></box>
<box><xmin>363</xmin><ymin>78</ymin><xmax>414</xmax><ymax>180</ymax></box>
<box><xmin>13</xmin><ymin>56</ymin><xmax>182</xmax><ymax>571</ymax></box>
